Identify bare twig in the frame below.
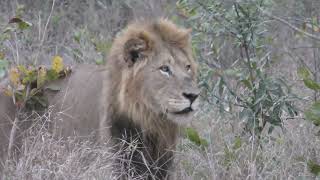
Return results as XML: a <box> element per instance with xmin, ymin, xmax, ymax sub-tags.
<box><xmin>13</xmin><ymin>32</ymin><xmax>20</xmax><ymax>65</ymax></box>
<box><xmin>7</xmin><ymin>84</ymin><xmax>30</xmax><ymax>158</ymax></box>
<box><xmin>283</xmin><ymin>48</ymin><xmax>315</xmax><ymax>76</ymax></box>
<box><xmin>7</xmin><ymin>116</ymin><xmax>18</xmax><ymax>159</ymax></box>
<box><xmin>34</xmin><ymin>0</ymin><xmax>56</xmax><ymax>65</ymax></box>
<box><xmin>258</xmin><ymin>6</ymin><xmax>320</xmax><ymax>41</ymax></box>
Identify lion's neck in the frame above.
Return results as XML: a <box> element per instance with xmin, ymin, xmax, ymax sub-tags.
<box><xmin>111</xmin><ymin>112</ymin><xmax>178</xmax><ymax>151</ymax></box>
<box><xmin>110</xmin><ymin>112</ymin><xmax>178</xmax><ymax>179</ymax></box>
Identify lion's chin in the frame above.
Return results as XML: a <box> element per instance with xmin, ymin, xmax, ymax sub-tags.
<box><xmin>172</xmin><ymin>107</ymin><xmax>193</xmax><ymax>114</ymax></box>
<box><xmin>165</xmin><ymin>108</ymin><xmax>195</xmax><ymax>124</ymax></box>
<box><xmin>164</xmin><ymin>98</ymin><xmax>199</xmax><ymax>124</ymax></box>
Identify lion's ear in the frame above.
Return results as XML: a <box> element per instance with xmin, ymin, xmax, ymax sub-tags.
<box><xmin>124</xmin><ymin>32</ymin><xmax>154</xmax><ymax>67</ymax></box>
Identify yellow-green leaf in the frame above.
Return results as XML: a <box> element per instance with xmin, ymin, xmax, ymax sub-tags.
<box><xmin>46</xmin><ymin>69</ymin><xmax>59</xmax><ymax>81</ymax></box>
<box><xmin>297</xmin><ymin>67</ymin><xmax>310</xmax><ymax>79</ymax></box>
<box><xmin>3</xmin><ymin>86</ymin><xmax>13</xmax><ymax>97</ymax></box>
<box><xmin>185</xmin><ymin>127</ymin><xmax>201</xmax><ymax>146</ymax></box>
<box><xmin>305</xmin><ymin>102</ymin><xmax>320</xmax><ymax>126</ymax></box>
<box><xmin>185</xmin><ymin>127</ymin><xmax>208</xmax><ymax>147</ymax></box>
<box><xmin>233</xmin><ymin>136</ymin><xmax>242</xmax><ymax>150</ymax></box>
<box><xmin>0</xmin><ymin>52</ymin><xmax>4</xmax><ymax>60</ymax></box>
<box><xmin>37</xmin><ymin>66</ymin><xmax>47</xmax><ymax>88</ymax></box>
<box><xmin>303</xmin><ymin>79</ymin><xmax>320</xmax><ymax>91</ymax></box>
<box><xmin>8</xmin><ymin>17</ymin><xmax>32</xmax><ymax>30</ymax></box>
<box><xmin>17</xmin><ymin>65</ymin><xmax>28</xmax><ymax>74</ymax></box>
<box><xmin>9</xmin><ymin>67</ymin><xmax>20</xmax><ymax>87</ymax></box>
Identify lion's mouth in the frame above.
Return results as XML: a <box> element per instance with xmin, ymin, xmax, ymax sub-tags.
<box><xmin>172</xmin><ymin>107</ymin><xmax>193</xmax><ymax>115</ymax></box>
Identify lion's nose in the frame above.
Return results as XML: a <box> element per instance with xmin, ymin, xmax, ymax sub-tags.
<box><xmin>182</xmin><ymin>92</ymin><xmax>199</xmax><ymax>104</ymax></box>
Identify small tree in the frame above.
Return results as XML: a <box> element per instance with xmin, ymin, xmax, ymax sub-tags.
<box><xmin>177</xmin><ymin>0</ymin><xmax>297</xmax><ymax>137</ymax></box>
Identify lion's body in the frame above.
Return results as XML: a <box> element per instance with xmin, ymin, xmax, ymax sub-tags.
<box><xmin>0</xmin><ymin>19</ymin><xmax>199</xmax><ymax>179</ymax></box>
<box><xmin>46</xmin><ymin>65</ymin><xmax>106</xmax><ymax>139</ymax></box>
<box><xmin>0</xmin><ymin>93</ymin><xmax>16</xmax><ymax>162</ymax></box>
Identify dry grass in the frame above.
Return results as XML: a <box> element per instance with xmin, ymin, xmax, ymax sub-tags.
<box><xmin>1</xmin><ymin>111</ymin><xmax>115</xmax><ymax>179</ymax></box>
<box><xmin>0</xmin><ymin>0</ymin><xmax>320</xmax><ymax>179</ymax></box>
<box><xmin>174</xmin><ymin>105</ymin><xmax>320</xmax><ymax>180</ymax></box>
<box><xmin>1</xmin><ymin>106</ymin><xmax>319</xmax><ymax>179</ymax></box>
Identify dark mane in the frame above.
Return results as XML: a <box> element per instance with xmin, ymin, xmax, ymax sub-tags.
<box><xmin>111</xmin><ymin>113</ymin><xmax>174</xmax><ymax>179</ymax></box>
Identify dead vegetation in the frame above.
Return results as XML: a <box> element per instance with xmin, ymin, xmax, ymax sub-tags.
<box><xmin>0</xmin><ymin>0</ymin><xmax>320</xmax><ymax>179</ymax></box>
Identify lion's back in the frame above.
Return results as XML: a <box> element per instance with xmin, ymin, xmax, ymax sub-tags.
<box><xmin>46</xmin><ymin>64</ymin><xmax>108</xmax><ymax>140</ymax></box>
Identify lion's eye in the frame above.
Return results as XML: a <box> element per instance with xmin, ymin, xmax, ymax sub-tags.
<box><xmin>186</xmin><ymin>65</ymin><xmax>191</xmax><ymax>72</ymax></box>
<box><xmin>159</xmin><ymin>65</ymin><xmax>171</xmax><ymax>76</ymax></box>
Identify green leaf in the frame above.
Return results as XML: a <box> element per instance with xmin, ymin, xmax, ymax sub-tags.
<box><xmin>0</xmin><ymin>69</ymin><xmax>5</xmax><ymax>79</ymax></box>
<box><xmin>311</xmin><ymin>16</ymin><xmax>319</xmax><ymax>32</ymax></box>
<box><xmin>3</xmin><ymin>27</ymin><xmax>14</xmax><ymax>34</ymax></box>
<box><xmin>218</xmin><ymin>77</ymin><xmax>224</xmax><ymax>96</ymax></box>
<box><xmin>31</xmin><ymin>96</ymin><xmax>48</xmax><ymax>108</ymax></box>
<box><xmin>297</xmin><ymin>67</ymin><xmax>310</xmax><ymax>79</ymax></box>
<box><xmin>185</xmin><ymin>128</ymin><xmax>208</xmax><ymax>147</ymax></box>
<box><xmin>303</xmin><ymin>79</ymin><xmax>320</xmax><ymax>91</ymax></box>
<box><xmin>285</xmin><ymin>102</ymin><xmax>298</xmax><ymax>117</ymax></box>
<box><xmin>22</xmin><ymin>70</ymin><xmax>37</xmax><ymax>85</ymax></box>
<box><xmin>297</xmin><ymin>67</ymin><xmax>320</xmax><ymax>91</ymax></box>
<box><xmin>185</xmin><ymin>127</ymin><xmax>201</xmax><ymax>146</ymax></box>
<box><xmin>188</xmin><ymin>7</ymin><xmax>198</xmax><ymax>17</ymax></box>
<box><xmin>268</xmin><ymin>125</ymin><xmax>275</xmax><ymax>134</ymax></box>
<box><xmin>8</xmin><ymin>17</ymin><xmax>32</xmax><ymax>30</ymax></box>
<box><xmin>233</xmin><ymin>136</ymin><xmax>242</xmax><ymax>150</ymax></box>
<box><xmin>18</xmin><ymin>20</ymin><xmax>32</xmax><ymax>30</ymax></box>
<box><xmin>223</xmin><ymin>68</ymin><xmax>242</xmax><ymax>77</ymax></box>
<box><xmin>37</xmin><ymin>66</ymin><xmax>47</xmax><ymax>88</ymax></box>
<box><xmin>308</xmin><ymin>160</ymin><xmax>320</xmax><ymax>176</ymax></box>
<box><xmin>17</xmin><ymin>65</ymin><xmax>28</xmax><ymax>74</ymax></box>
<box><xmin>92</xmin><ymin>39</ymin><xmax>112</xmax><ymax>54</ymax></box>
<box><xmin>223</xmin><ymin>145</ymin><xmax>235</xmax><ymax>167</ymax></box>
<box><xmin>15</xmin><ymin>4</ymin><xmax>25</xmax><ymax>17</ymax></box>
<box><xmin>74</xmin><ymin>31</ymin><xmax>81</xmax><ymax>44</ymax></box>
<box><xmin>46</xmin><ymin>69</ymin><xmax>59</xmax><ymax>81</ymax></box>
<box><xmin>95</xmin><ymin>58</ymin><xmax>104</xmax><ymax>65</ymax></box>
<box><xmin>45</xmin><ymin>84</ymin><xmax>61</xmax><ymax>92</ymax></box>
<box><xmin>305</xmin><ymin>102</ymin><xmax>320</xmax><ymax>126</ymax></box>
<box><xmin>0</xmin><ymin>59</ymin><xmax>8</xmax><ymax>79</ymax></box>
<box><xmin>0</xmin><ymin>59</ymin><xmax>9</xmax><ymax>68</ymax></box>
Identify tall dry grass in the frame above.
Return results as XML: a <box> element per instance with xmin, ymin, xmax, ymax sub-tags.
<box><xmin>0</xmin><ymin>0</ymin><xmax>320</xmax><ymax>179</ymax></box>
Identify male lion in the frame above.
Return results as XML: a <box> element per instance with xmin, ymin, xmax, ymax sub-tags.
<box><xmin>0</xmin><ymin>19</ymin><xmax>200</xmax><ymax>179</ymax></box>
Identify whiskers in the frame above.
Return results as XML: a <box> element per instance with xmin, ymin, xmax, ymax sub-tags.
<box><xmin>167</xmin><ymin>98</ymin><xmax>190</xmax><ymax>112</ymax></box>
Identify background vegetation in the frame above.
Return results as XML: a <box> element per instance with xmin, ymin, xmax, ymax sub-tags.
<box><xmin>0</xmin><ymin>0</ymin><xmax>319</xmax><ymax>179</ymax></box>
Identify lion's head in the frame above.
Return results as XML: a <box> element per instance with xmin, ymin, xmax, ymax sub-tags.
<box><xmin>107</xmin><ymin>19</ymin><xmax>199</xmax><ymax>125</ymax></box>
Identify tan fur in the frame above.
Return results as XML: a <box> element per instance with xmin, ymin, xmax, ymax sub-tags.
<box><xmin>0</xmin><ymin>18</ymin><xmax>199</xmax><ymax>179</ymax></box>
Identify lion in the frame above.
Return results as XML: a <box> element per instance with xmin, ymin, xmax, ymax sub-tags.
<box><xmin>0</xmin><ymin>18</ymin><xmax>200</xmax><ymax>179</ymax></box>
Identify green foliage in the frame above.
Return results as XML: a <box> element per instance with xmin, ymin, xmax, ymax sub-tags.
<box><xmin>298</xmin><ymin>67</ymin><xmax>320</xmax><ymax>126</ymax></box>
<box><xmin>2</xmin><ymin>56</ymin><xmax>71</xmax><ymax>110</ymax></box>
<box><xmin>0</xmin><ymin>53</ymin><xmax>8</xmax><ymax>79</ymax></box>
<box><xmin>305</xmin><ymin>102</ymin><xmax>320</xmax><ymax>126</ymax></box>
<box><xmin>223</xmin><ymin>137</ymin><xmax>243</xmax><ymax>167</ymax></box>
<box><xmin>298</xmin><ymin>67</ymin><xmax>320</xmax><ymax>91</ymax></box>
<box><xmin>308</xmin><ymin>160</ymin><xmax>320</xmax><ymax>176</ymax></box>
<box><xmin>5</xmin><ymin>4</ymin><xmax>32</xmax><ymax>33</ymax></box>
<box><xmin>185</xmin><ymin>127</ymin><xmax>208</xmax><ymax>148</ymax></box>
<box><xmin>5</xmin><ymin>4</ymin><xmax>32</xmax><ymax>31</ymax></box>
<box><xmin>179</xmin><ymin>0</ymin><xmax>297</xmax><ymax>136</ymax></box>
<box><xmin>8</xmin><ymin>17</ymin><xmax>32</xmax><ymax>30</ymax></box>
